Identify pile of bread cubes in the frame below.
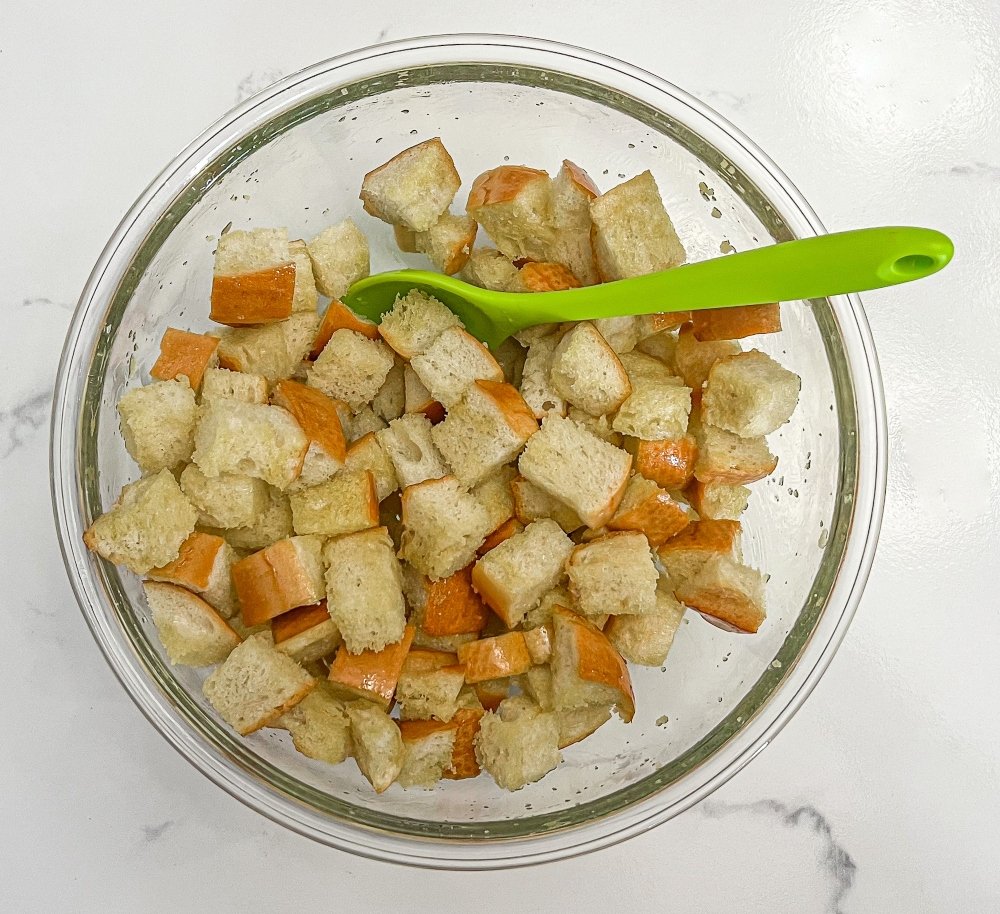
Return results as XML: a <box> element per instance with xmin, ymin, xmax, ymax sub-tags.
<box><xmin>84</xmin><ymin>137</ymin><xmax>801</xmax><ymax>794</ymax></box>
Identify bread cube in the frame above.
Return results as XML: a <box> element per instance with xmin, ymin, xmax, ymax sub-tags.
<box><xmin>326</xmin><ymin>625</ymin><xmax>414</xmax><ymax>708</ymax></box>
<box><xmin>703</xmin><ymin>350</ymin><xmax>801</xmax><ymax>438</ymax></box>
<box><xmin>686</xmin><ymin>479</ymin><xmax>751</xmax><ymax>521</ymax></box>
<box><xmin>306</xmin><ymin>328</ymin><xmax>395</xmax><ymax>410</ymax></box>
<box><xmin>410</xmin><ymin>327</ymin><xmax>504</xmax><ymax>408</ymax></box>
<box><xmin>361</xmin><ymin>138</ymin><xmax>460</xmax><ymax>232</ymax></box>
<box><xmin>143</xmin><ymin>581</ymin><xmax>239</xmax><ymax>666</ymax></box>
<box><xmin>522</xmin><ymin>624</ymin><xmax>553</xmax><ymax>666</ymax></box>
<box><xmin>342</xmin><ymin>405</ymin><xmax>387</xmax><ymax>443</ymax></box>
<box><xmin>675</xmin><ymin>554</ymin><xmax>766</xmax><ymax>633</ymax></box>
<box><xmin>691</xmin><ymin>302</ymin><xmax>780</xmax><ymax>340</ymax></box>
<box><xmin>84</xmin><ymin>469</ymin><xmax>197</xmax><ymax>574</ymax></box>
<box><xmin>345</xmin><ymin>700</ymin><xmax>404</xmax><ymax>794</ymax></box>
<box><xmin>547</xmin><ymin>159</ymin><xmax>600</xmax><ymax>285</ymax></box>
<box><xmin>233</xmin><ymin>535</ymin><xmax>325</xmax><ymax>626</ymax></box>
<box><xmin>472</xmin><ymin>464</ymin><xmax>517</xmax><ymax>536</ymax></box>
<box><xmin>203</xmin><ymin>632</ymin><xmax>316</xmax><ymax>735</ymax></box>
<box><xmin>519</xmin><ymin>330</ymin><xmax>568</xmax><ymax>420</ymax></box>
<box><xmin>147</xmin><ymin>531</ymin><xmax>239</xmax><ymax>617</ymax></box>
<box><xmin>272</xmin><ymin>601</ymin><xmax>342</xmax><ymax>663</ymax></box>
<box><xmin>566</xmin><ymin>408</ymin><xmax>622</xmax><ymax>446</ymax></box>
<box><xmin>567</xmin><ymin>532</ymin><xmax>658</xmax><ymax>617</ymax></box>
<box><xmin>395</xmin><ymin>212</ymin><xmax>478</xmax><ymax>275</ymax></box>
<box><xmin>471</xmin><ymin>677</ymin><xmax>510</xmax><ymax>712</ymax></box>
<box><xmin>408</xmin><ymin>565</ymin><xmax>490</xmax><ymax>637</ymax></box>
<box><xmin>590</xmin><ymin>170</ymin><xmax>685</xmax><ymax>280</ymax></box>
<box><xmin>344</xmin><ymin>432</ymin><xmax>399</xmax><ymax>502</ymax></box>
<box><xmin>523</xmin><ymin>584</ymin><xmax>574</xmax><ymax>629</ymax></box>
<box><xmin>402</xmin><ymin>363</ymin><xmax>444</xmax><ymax>423</ymax></box>
<box><xmin>287</xmin><ymin>239</ymin><xmax>319</xmax><ymax>313</ymax></box>
<box><xmin>377</xmin><ymin>289</ymin><xmax>463</xmax><ymax>359</ymax></box>
<box><xmin>398</xmin><ymin>719</ymin><xmax>459</xmax><ymax>788</ymax></box>
<box><xmin>467</xmin><ymin>165</ymin><xmax>555</xmax><ymax>262</ymax></box>
<box><xmin>474</xmin><ymin>702</ymin><xmax>561</xmax><ymax>790</ymax></box>
<box><xmin>520</xmin><ymin>664</ymin><xmax>555</xmax><ymax>711</ymax></box>
<box><xmin>323</xmin><ymin>527</ymin><xmax>406</xmax><ymax>653</ymax></box>
<box><xmin>455</xmin><ymin>632</ymin><xmax>532</xmax><ymax>685</ymax></box>
<box><xmin>606</xmin><ymin>580</ymin><xmax>686</xmax><ymax>665</ymax></box>
<box><xmin>625</xmin><ymin>435</ymin><xmax>698</xmax><ymax>490</ymax></box>
<box><xmin>676</xmin><ymin>323</ymin><xmax>741</xmax><ymax>390</ymax></box>
<box><xmin>118</xmin><ymin>378</ymin><xmax>197</xmax><ymax>473</ymax></box>
<box><xmin>372</xmin><ymin>359</ymin><xmax>405</xmax><ymax>424</ymax></box>
<box><xmin>411</xmin><ymin>628</ymin><xmax>478</xmax><ymax>653</ymax></box>
<box><xmin>306</xmin><ymin>219</ymin><xmax>370</xmax><ymax>299</ymax></box>
<box><xmin>518</xmin><ymin>414</ymin><xmax>632</xmax><ymax>529</ymax></box>
<box><xmin>607</xmin><ymin>475</ymin><xmax>693</xmax><ymax>546</ymax></box>
<box><xmin>211</xmin><ymin>228</ymin><xmax>296</xmax><ymax>325</ymax></box>
<box><xmin>397</xmin><ymin>657</ymin><xmax>467</xmax><ymax>722</ymax></box>
<box><xmin>492</xmin><ymin>337</ymin><xmax>526</xmax><ymax>388</ymax></box>
<box><xmin>657</xmin><ymin>519</ymin><xmax>742</xmax><ymax>588</ymax></box>
<box><xmin>505</xmin><ymin>261</ymin><xmax>582</xmax><ymax>292</ymax></box>
<box><xmin>271</xmin><ymin>379</ymin><xmax>347</xmax><ymax>492</ymax></box>
<box><xmin>200</xmin><ymin>367</ymin><xmax>268</xmax><ymax>405</ymax></box>
<box><xmin>279</xmin><ymin>312</ymin><xmax>320</xmax><ymax>369</ymax></box>
<box><xmin>459</xmin><ymin>247</ymin><xmax>519</xmax><ymax>291</ymax></box>
<box><xmin>511</xmin><ymin>476</ymin><xmax>584</xmax><ymax>533</ymax></box>
<box><xmin>593</xmin><ymin>316</ymin><xmax>642</xmax><ymax>354</ymax></box>
<box><xmin>470</xmin><ymin>519</ymin><xmax>573</xmax><ymax>627</ymax></box>
<box><xmin>192</xmin><ymin>400</ymin><xmax>308</xmax><ymax>490</ymax></box>
<box><xmin>431</xmin><ymin>380</ymin><xmax>537</xmax><ymax>486</ymax></box>
<box><xmin>550</xmin><ymin>607</ymin><xmax>634</xmax><ymax>721</ymax></box>
<box><xmin>311</xmin><ymin>302</ymin><xmax>379</xmax><ymax>365</ymax></box>
<box><xmin>549</xmin><ymin>322</ymin><xmax>631</xmax><ymax>417</ymax></box>
<box><xmin>692</xmin><ymin>419</ymin><xmax>777</xmax><ymax>484</ymax></box>
<box><xmin>613</xmin><ymin>371</ymin><xmax>692</xmax><ymax>440</ymax></box>
<box><xmin>217</xmin><ymin>323</ymin><xmax>294</xmax><ymax>382</ymax></box>
<box><xmin>220</xmin><ymin>485</ymin><xmax>293</xmax><ymax>550</ymax></box>
<box><xmin>635</xmin><ymin>328</ymin><xmax>679</xmax><ymax>368</ymax></box>
<box><xmin>276</xmin><ymin>686</ymin><xmax>352</xmax><ymax>765</ymax></box>
<box><xmin>399</xmin><ymin>476</ymin><xmax>492</xmax><ymax>580</ymax></box>
<box><xmin>150</xmin><ymin>328</ymin><xmax>219</xmax><ymax>390</ymax></box>
<box><xmin>289</xmin><ymin>470</ymin><xmax>377</xmax><ymax>537</ymax></box>
<box><xmin>377</xmin><ymin>413</ymin><xmax>449</xmax><ymax>489</ymax></box>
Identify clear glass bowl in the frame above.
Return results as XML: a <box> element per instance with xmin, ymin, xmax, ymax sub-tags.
<box><xmin>50</xmin><ymin>35</ymin><xmax>886</xmax><ymax>868</ymax></box>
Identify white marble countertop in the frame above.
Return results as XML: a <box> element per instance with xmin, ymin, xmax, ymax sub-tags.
<box><xmin>3</xmin><ymin>2</ymin><xmax>999</xmax><ymax>910</ymax></box>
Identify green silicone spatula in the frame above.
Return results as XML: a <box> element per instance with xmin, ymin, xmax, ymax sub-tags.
<box><xmin>343</xmin><ymin>226</ymin><xmax>953</xmax><ymax>349</ymax></box>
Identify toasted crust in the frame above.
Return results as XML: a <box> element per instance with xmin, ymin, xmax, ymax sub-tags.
<box><xmin>561</xmin><ymin>159</ymin><xmax>600</xmax><ymax>198</ymax></box>
<box><xmin>473</xmin><ymin>679</ymin><xmax>510</xmax><ymax>711</ymax></box>
<box><xmin>210</xmin><ymin>263</ymin><xmax>296</xmax><ymax>325</ymax></box>
<box><xmin>311</xmin><ymin>300</ymin><xmax>380</xmax><ymax>359</ymax></box>
<box><xmin>674</xmin><ymin>556</ymin><xmax>765</xmax><ymax>633</ymax></box>
<box><xmin>477</xmin><ymin>517</ymin><xmax>523</xmax><ymax>555</ymax></box>
<box><xmin>658</xmin><ymin>519</ymin><xmax>741</xmax><ymax>559</ymax></box>
<box><xmin>474</xmin><ymin>379</ymin><xmax>539</xmax><ymax>441</ymax></box>
<box><xmin>468</xmin><ymin>165</ymin><xmax>549</xmax><ymax>209</ymax></box>
<box><xmin>441</xmin><ymin>707</ymin><xmax>487</xmax><ymax>779</ymax></box>
<box><xmin>271</xmin><ymin>379</ymin><xmax>347</xmax><ymax>467</ymax></box>
<box><xmin>457</xmin><ymin>632</ymin><xmax>533</xmax><ymax>684</ymax></box>
<box><xmin>148</xmin><ymin>531</ymin><xmax>224</xmax><ymax>591</ymax></box>
<box><xmin>326</xmin><ymin>625</ymin><xmax>415</xmax><ymax>708</ymax></box>
<box><xmin>150</xmin><ymin>328</ymin><xmax>219</xmax><ymax>390</ymax></box>
<box><xmin>692</xmin><ymin>303</ymin><xmax>781</xmax><ymax>341</ymax></box>
<box><xmin>507</xmin><ymin>261</ymin><xmax>583</xmax><ymax>292</ymax></box>
<box><xmin>233</xmin><ymin>537</ymin><xmax>323</xmax><ymax>626</ymax></box>
<box><xmin>402</xmin><ymin>648</ymin><xmax>459</xmax><ymax>672</ymax></box>
<box><xmin>420</xmin><ymin>566</ymin><xmax>490</xmax><ymax>636</ymax></box>
<box><xmin>607</xmin><ymin>478</ymin><xmax>692</xmax><ymax>546</ymax></box>
<box><xmin>271</xmin><ymin>601</ymin><xmax>332</xmax><ymax>644</ymax></box>
<box><xmin>627</xmin><ymin>436</ymin><xmax>698</xmax><ymax>489</ymax></box>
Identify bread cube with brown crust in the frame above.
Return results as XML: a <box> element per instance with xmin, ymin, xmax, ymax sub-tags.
<box><xmin>458</xmin><ymin>632</ymin><xmax>534</xmax><ymax>684</ymax></box>
<box><xmin>657</xmin><ymin>519</ymin><xmax>742</xmax><ymax>588</ymax></box>
<box><xmin>326</xmin><ymin>625</ymin><xmax>415</xmax><ymax>708</ymax></box>
<box><xmin>547</xmin><ymin>159</ymin><xmax>600</xmax><ymax>285</ymax></box>
<box><xmin>147</xmin><ymin>530</ymin><xmax>239</xmax><ymax>617</ymax></box>
<box><xmin>211</xmin><ymin>228</ymin><xmax>296</xmax><ymax>325</ymax></box>
<box><xmin>396</xmin><ymin>655</ymin><xmax>467</xmax><ymax>722</ymax></box>
<box><xmin>675</xmin><ymin>554</ymin><xmax>766</xmax><ymax>633</ymax></box>
<box><xmin>467</xmin><ymin>165</ymin><xmax>555</xmax><ymax>263</ymax></box>
<box><xmin>232</xmin><ymin>535</ymin><xmax>326</xmax><ymax>626</ymax></box>
<box><xmin>398</xmin><ymin>719</ymin><xmax>459</xmax><ymax>788</ymax></box>
<box><xmin>311</xmin><ymin>299</ymin><xmax>380</xmax><ymax>361</ymax></box>
<box><xmin>409</xmin><ymin>565</ymin><xmax>490</xmax><ymax>637</ymax></box>
<box><xmin>567</xmin><ymin>532</ymin><xmax>659</xmax><ymax>617</ymax></box>
<box><xmin>692</xmin><ymin>417</ymin><xmax>778</xmax><ymax>485</ymax></box>
<box><xmin>143</xmin><ymin>581</ymin><xmax>240</xmax><ymax>666</ymax></box>
<box><xmin>151</xmin><ymin>328</ymin><xmax>220</xmax><ymax>390</ymax></box>
<box><xmin>676</xmin><ymin>323</ymin><xmax>742</xmax><ymax>390</ymax></box>
<box><xmin>410</xmin><ymin>327</ymin><xmax>504</xmax><ymax>408</ymax></box>
<box><xmin>625</xmin><ymin>435</ymin><xmax>699</xmax><ymax>490</ymax></box>
<box><xmin>272</xmin><ymin>601</ymin><xmax>342</xmax><ymax>664</ymax></box>
<box><xmin>395</xmin><ymin>212</ymin><xmax>478</xmax><ymax>275</ymax></box>
<box><xmin>505</xmin><ymin>261</ymin><xmax>582</xmax><ymax>292</ymax></box>
<box><xmin>271</xmin><ymin>379</ymin><xmax>347</xmax><ymax>489</ymax></box>
<box><xmin>607</xmin><ymin>475</ymin><xmax>694</xmax><ymax>546</ymax></box>
<box><xmin>692</xmin><ymin>303</ymin><xmax>782</xmax><ymax>341</ymax></box>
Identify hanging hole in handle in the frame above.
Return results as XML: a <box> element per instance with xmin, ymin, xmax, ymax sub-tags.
<box><xmin>892</xmin><ymin>253</ymin><xmax>937</xmax><ymax>276</ymax></box>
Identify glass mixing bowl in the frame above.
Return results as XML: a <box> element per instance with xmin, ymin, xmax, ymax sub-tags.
<box><xmin>50</xmin><ymin>35</ymin><xmax>886</xmax><ymax>868</ymax></box>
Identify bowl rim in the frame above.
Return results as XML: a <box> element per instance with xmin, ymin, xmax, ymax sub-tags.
<box><xmin>50</xmin><ymin>33</ymin><xmax>887</xmax><ymax>869</ymax></box>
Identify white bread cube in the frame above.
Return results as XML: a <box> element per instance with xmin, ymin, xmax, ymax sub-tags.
<box><xmin>323</xmin><ymin>527</ymin><xmax>406</xmax><ymax>653</ymax></box>
<box><xmin>523</xmin><ymin>584</ymin><xmax>573</xmax><ymax>629</ymax></box>
<box><xmin>522</xmin><ymin>625</ymin><xmax>553</xmax><ymax>666</ymax></box>
<box><xmin>280</xmin><ymin>312</ymin><xmax>320</xmax><ymax>369</ymax></box>
<box><xmin>589</xmin><ymin>170</ymin><xmax>685</xmax><ymax>280</ymax></box>
<box><xmin>271</xmin><ymin>379</ymin><xmax>348</xmax><ymax>493</ymax></box>
<box><xmin>118</xmin><ymin>379</ymin><xmax>197</xmax><ymax>473</ymax></box>
<box><xmin>613</xmin><ymin>365</ymin><xmax>692</xmax><ymax>440</ymax></box>
<box><xmin>200</xmin><ymin>367</ymin><xmax>268</xmax><ymax>405</ymax></box>
<box><xmin>147</xmin><ymin>530</ymin><xmax>239</xmax><ymax>617</ymax></box>
<box><xmin>289</xmin><ymin>470</ymin><xmax>377</xmax><ymax>537</ymax></box>
<box><xmin>307</xmin><ymin>328</ymin><xmax>395</xmax><ymax>410</ymax></box>
<box><xmin>403</xmin><ymin>363</ymin><xmax>444</xmax><ymax>423</ymax></box>
<box><xmin>635</xmin><ymin>328</ymin><xmax>679</xmax><ymax>368</ymax></box>
<box><xmin>361</xmin><ymin>138</ymin><xmax>461</xmax><ymax>232</ymax></box>
<box><xmin>566</xmin><ymin>408</ymin><xmax>621</xmax><ymax>446</ymax></box>
<box><xmin>192</xmin><ymin>400</ymin><xmax>308</xmax><ymax>490</ymax></box>
<box><xmin>459</xmin><ymin>247</ymin><xmax>519</xmax><ymax>291</ymax></box>
<box><xmin>556</xmin><ymin>703</ymin><xmax>612</xmax><ymax>749</ymax></box>
<box><xmin>398</xmin><ymin>720</ymin><xmax>458</xmax><ymax>788</ymax></box>
<box><xmin>472</xmin><ymin>464</ymin><xmax>517</xmax><ymax>536</ymax></box>
<box><xmin>518</xmin><ymin>414</ymin><xmax>632</xmax><ymax>529</ymax></box>
<box><xmin>343</xmin><ymin>405</ymin><xmax>388</xmax><ymax>443</ymax></box>
<box><xmin>345</xmin><ymin>432</ymin><xmax>399</xmax><ymax>502</ymax></box>
<box><xmin>214</xmin><ymin>227</ymin><xmax>289</xmax><ymax>275</ymax></box>
<box><xmin>220</xmin><ymin>485</ymin><xmax>293</xmax><ymax>551</ymax></box>
<box><xmin>549</xmin><ymin>322</ymin><xmax>631</xmax><ymax>417</ymax></box>
<box><xmin>692</xmin><ymin>419</ymin><xmax>777</xmax><ymax>485</ymax></box>
<box><xmin>657</xmin><ymin>519</ymin><xmax>742</xmax><ymax>589</ymax></box>
<box><xmin>466</xmin><ymin>165</ymin><xmax>555</xmax><ymax>263</ymax></box>
<box><xmin>470</xmin><ymin>519</ymin><xmax>573</xmax><ymax>628</ymax></box>
<box><xmin>272</xmin><ymin>602</ymin><xmax>342</xmax><ymax>664</ymax></box>
<box><xmin>431</xmin><ymin>380</ymin><xmax>538</xmax><ymax>487</ymax></box>
<box><xmin>592</xmin><ymin>317</ymin><xmax>642</xmax><ymax>354</ymax></box>
<box><xmin>345</xmin><ymin>700</ymin><xmax>404</xmax><ymax>793</ymax></box>
<box><xmin>150</xmin><ymin>327</ymin><xmax>220</xmax><ymax>391</ymax></box>
<box><xmin>567</xmin><ymin>532</ymin><xmax>658</xmax><ymax>617</ymax></box>
<box><xmin>703</xmin><ymin>350</ymin><xmax>801</xmax><ymax>438</ymax></box>
<box><xmin>276</xmin><ymin>686</ymin><xmax>352</xmax><ymax>765</ymax></box>
<box><xmin>519</xmin><ymin>331</ymin><xmax>568</xmax><ymax>420</ymax></box>
<box><xmin>377</xmin><ymin>289</ymin><xmax>463</xmax><ymax>359</ymax></box>
<box><xmin>521</xmin><ymin>664</ymin><xmax>555</xmax><ymax>710</ymax></box>
<box><xmin>306</xmin><ymin>219</ymin><xmax>370</xmax><ymax>299</ymax></box>
<box><xmin>676</xmin><ymin>323</ymin><xmax>741</xmax><ymax>390</ymax></box>
<box><xmin>217</xmin><ymin>323</ymin><xmax>294</xmax><ymax>382</ymax></box>
<box><xmin>396</xmin><ymin>212</ymin><xmax>478</xmax><ymax>275</ymax></box>
<box><xmin>474</xmin><ymin>702</ymin><xmax>561</xmax><ymax>790</ymax></box>
<box><xmin>377</xmin><ymin>413</ymin><xmax>449</xmax><ymax>489</ymax></box>
<box><xmin>84</xmin><ymin>469</ymin><xmax>197</xmax><ymax>574</ymax></box>
<box><xmin>232</xmin><ymin>535</ymin><xmax>325</xmax><ymax>626</ymax></box>
<box><xmin>607</xmin><ymin>474</ymin><xmax>693</xmax><ymax>546</ymax></box>
<box><xmin>410</xmin><ymin>327</ymin><xmax>504</xmax><ymax>408</ymax></box>
<box><xmin>548</xmin><ymin>159</ymin><xmax>600</xmax><ymax>285</ymax></box>
<box><xmin>605</xmin><ymin>580</ymin><xmax>686</xmax><ymax>665</ymax></box>
<box><xmin>287</xmin><ymin>239</ymin><xmax>319</xmax><ymax>313</ymax></box>
<box><xmin>400</xmin><ymin>476</ymin><xmax>492</xmax><ymax>580</ymax></box>
<box><xmin>396</xmin><ymin>663</ymin><xmax>467</xmax><ymax>723</ymax></box>
<box><xmin>687</xmin><ymin>479</ymin><xmax>751</xmax><ymax>521</ymax></box>
<box><xmin>511</xmin><ymin>476</ymin><xmax>583</xmax><ymax>533</ymax></box>
<box><xmin>372</xmin><ymin>359</ymin><xmax>406</xmax><ymax>423</ymax></box>
<box><xmin>203</xmin><ymin>632</ymin><xmax>316</xmax><ymax>735</ymax></box>
<box><xmin>143</xmin><ymin>581</ymin><xmax>239</xmax><ymax>666</ymax></box>
<box><xmin>674</xmin><ymin>553</ymin><xmax>767</xmax><ymax>633</ymax></box>
<box><xmin>493</xmin><ymin>337</ymin><xmax>527</xmax><ymax>388</ymax></box>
